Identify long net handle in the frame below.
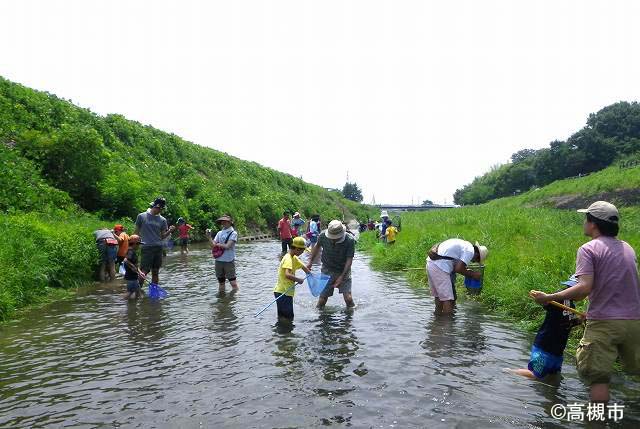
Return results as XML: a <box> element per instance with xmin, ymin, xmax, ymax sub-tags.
<box><xmin>254</xmin><ymin>274</ymin><xmax>311</xmax><ymax>317</ymax></box>
<box><xmin>549</xmin><ymin>300</ymin><xmax>585</xmax><ymax>317</ymax></box>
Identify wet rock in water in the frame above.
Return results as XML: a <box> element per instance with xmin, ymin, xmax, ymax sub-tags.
<box><xmin>353</xmin><ymin>362</ymin><xmax>368</xmax><ymax>376</ymax></box>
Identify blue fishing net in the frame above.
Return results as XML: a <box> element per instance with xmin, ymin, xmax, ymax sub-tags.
<box><xmin>148</xmin><ymin>282</ymin><xmax>168</xmax><ymax>299</ymax></box>
<box><xmin>306</xmin><ymin>273</ymin><xmax>331</xmax><ymax>297</ymax></box>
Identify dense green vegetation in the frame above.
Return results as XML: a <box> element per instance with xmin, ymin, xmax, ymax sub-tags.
<box><xmin>359</xmin><ymin>165</ymin><xmax>640</xmax><ymax>344</ymax></box>
<box><xmin>0</xmin><ymin>76</ymin><xmax>373</xmax><ymax>321</ymax></box>
<box><xmin>0</xmin><ymin>77</ymin><xmax>371</xmax><ymax>231</ymax></box>
<box><xmin>454</xmin><ymin>102</ymin><xmax>640</xmax><ymax>205</ymax></box>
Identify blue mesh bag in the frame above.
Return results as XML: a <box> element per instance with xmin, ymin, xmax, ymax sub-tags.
<box><xmin>148</xmin><ymin>282</ymin><xmax>168</xmax><ymax>299</ymax></box>
<box><xmin>306</xmin><ymin>273</ymin><xmax>331</xmax><ymax>297</ymax></box>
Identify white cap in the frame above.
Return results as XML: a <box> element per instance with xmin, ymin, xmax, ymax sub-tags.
<box><xmin>577</xmin><ymin>201</ymin><xmax>619</xmax><ymax>224</ymax></box>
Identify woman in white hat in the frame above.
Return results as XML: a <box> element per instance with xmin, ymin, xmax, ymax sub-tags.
<box><xmin>207</xmin><ymin>215</ymin><xmax>239</xmax><ymax>294</ymax></box>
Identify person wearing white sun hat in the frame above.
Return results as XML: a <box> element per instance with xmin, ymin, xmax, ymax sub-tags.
<box><xmin>307</xmin><ymin>219</ymin><xmax>356</xmax><ymax>308</ymax></box>
<box><xmin>426</xmin><ymin>238</ymin><xmax>488</xmax><ymax>314</ymax></box>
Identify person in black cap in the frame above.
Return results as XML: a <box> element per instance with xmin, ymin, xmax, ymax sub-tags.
<box><xmin>133</xmin><ymin>197</ymin><xmax>175</xmax><ymax>285</ymax></box>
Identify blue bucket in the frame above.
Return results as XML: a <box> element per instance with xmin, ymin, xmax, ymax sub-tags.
<box><xmin>464</xmin><ymin>277</ymin><xmax>483</xmax><ymax>288</ymax></box>
<box><xmin>464</xmin><ymin>264</ymin><xmax>484</xmax><ymax>291</ymax></box>
<box><xmin>307</xmin><ymin>273</ymin><xmax>332</xmax><ymax>297</ymax></box>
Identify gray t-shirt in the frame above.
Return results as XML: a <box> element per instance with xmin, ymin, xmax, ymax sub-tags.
<box><xmin>135</xmin><ymin>210</ymin><xmax>168</xmax><ymax>247</ymax></box>
<box><xmin>93</xmin><ymin>229</ymin><xmax>115</xmax><ymax>242</ymax></box>
<box><xmin>214</xmin><ymin>228</ymin><xmax>238</xmax><ymax>262</ymax></box>
<box><xmin>317</xmin><ymin>232</ymin><xmax>356</xmax><ymax>274</ymax></box>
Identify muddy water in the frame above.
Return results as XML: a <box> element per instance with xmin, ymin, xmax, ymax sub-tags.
<box><xmin>0</xmin><ymin>241</ymin><xmax>638</xmax><ymax>428</ymax></box>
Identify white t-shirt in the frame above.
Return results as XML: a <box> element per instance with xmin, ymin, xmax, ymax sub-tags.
<box><xmin>428</xmin><ymin>238</ymin><xmax>475</xmax><ymax>273</ymax></box>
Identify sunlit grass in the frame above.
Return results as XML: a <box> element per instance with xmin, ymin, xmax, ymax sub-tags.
<box><xmin>358</xmin><ymin>204</ymin><xmax>640</xmax><ymax>333</ymax></box>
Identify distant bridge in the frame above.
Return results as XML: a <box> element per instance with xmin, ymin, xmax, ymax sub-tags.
<box><xmin>376</xmin><ymin>204</ymin><xmax>459</xmax><ymax>212</ymax></box>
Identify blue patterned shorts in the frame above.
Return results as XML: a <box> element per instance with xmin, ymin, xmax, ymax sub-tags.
<box><xmin>528</xmin><ymin>344</ymin><xmax>563</xmax><ymax>379</ymax></box>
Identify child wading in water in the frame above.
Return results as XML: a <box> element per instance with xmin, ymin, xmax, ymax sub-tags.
<box><xmin>122</xmin><ymin>235</ymin><xmax>145</xmax><ymax>300</ymax></box>
<box><xmin>273</xmin><ymin>236</ymin><xmax>311</xmax><ymax>322</ymax></box>
<box><xmin>177</xmin><ymin>217</ymin><xmax>194</xmax><ymax>254</ymax></box>
<box><xmin>510</xmin><ymin>276</ymin><xmax>583</xmax><ymax>379</ymax></box>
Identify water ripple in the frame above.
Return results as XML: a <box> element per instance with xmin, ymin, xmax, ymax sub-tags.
<box><xmin>0</xmin><ymin>241</ymin><xmax>638</xmax><ymax>427</ymax></box>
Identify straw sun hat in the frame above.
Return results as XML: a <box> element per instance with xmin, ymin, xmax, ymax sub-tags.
<box><xmin>326</xmin><ymin>220</ymin><xmax>346</xmax><ymax>240</ymax></box>
<box><xmin>474</xmin><ymin>241</ymin><xmax>488</xmax><ymax>262</ymax></box>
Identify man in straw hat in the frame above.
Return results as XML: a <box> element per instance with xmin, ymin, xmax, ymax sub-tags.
<box><xmin>530</xmin><ymin>201</ymin><xmax>640</xmax><ymax>403</ymax></box>
<box><xmin>207</xmin><ymin>214</ymin><xmax>239</xmax><ymax>294</ymax></box>
<box><xmin>426</xmin><ymin>238</ymin><xmax>488</xmax><ymax>314</ymax></box>
<box><xmin>307</xmin><ymin>219</ymin><xmax>356</xmax><ymax>308</ymax></box>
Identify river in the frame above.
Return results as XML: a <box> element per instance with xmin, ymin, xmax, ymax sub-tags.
<box><xmin>0</xmin><ymin>241</ymin><xmax>638</xmax><ymax>428</ymax></box>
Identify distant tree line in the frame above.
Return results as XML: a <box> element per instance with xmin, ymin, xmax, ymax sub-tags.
<box><xmin>454</xmin><ymin>102</ymin><xmax>640</xmax><ymax>205</ymax></box>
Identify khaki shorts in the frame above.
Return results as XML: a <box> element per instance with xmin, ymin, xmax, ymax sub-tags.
<box><xmin>426</xmin><ymin>260</ymin><xmax>455</xmax><ymax>302</ymax></box>
<box><xmin>576</xmin><ymin>319</ymin><xmax>640</xmax><ymax>385</ymax></box>
<box><xmin>320</xmin><ymin>270</ymin><xmax>352</xmax><ymax>297</ymax></box>
<box><xmin>215</xmin><ymin>260</ymin><xmax>237</xmax><ymax>283</ymax></box>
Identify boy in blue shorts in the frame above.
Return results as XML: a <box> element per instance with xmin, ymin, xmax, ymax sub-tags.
<box><xmin>273</xmin><ymin>236</ymin><xmax>311</xmax><ymax>321</ymax></box>
<box><xmin>511</xmin><ymin>276</ymin><xmax>582</xmax><ymax>379</ymax></box>
<box><xmin>122</xmin><ymin>235</ymin><xmax>145</xmax><ymax>300</ymax></box>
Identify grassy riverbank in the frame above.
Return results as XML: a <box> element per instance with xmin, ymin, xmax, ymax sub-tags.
<box><xmin>358</xmin><ymin>202</ymin><xmax>640</xmax><ymax>334</ymax></box>
<box><xmin>0</xmin><ymin>76</ymin><xmax>375</xmax><ymax>322</ymax></box>
<box><xmin>0</xmin><ymin>213</ymin><xmax>115</xmax><ymax>321</ymax></box>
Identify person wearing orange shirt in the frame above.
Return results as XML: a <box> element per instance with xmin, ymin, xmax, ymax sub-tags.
<box><xmin>114</xmin><ymin>224</ymin><xmax>129</xmax><ymax>272</ymax></box>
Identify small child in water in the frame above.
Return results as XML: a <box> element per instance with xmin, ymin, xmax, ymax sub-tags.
<box><xmin>122</xmin><ymin>235</ymin><xmax>145</xmax><ymax>299</ymax></box>
<box><xmin>511</xmin><ymin>275</ymin><xmax>583</xmax><ymax>379</ymax></box>
<box><xmin>273</xmin><ymin>236</ymin><xmax>311</xmax><ymax>322</ymax></box>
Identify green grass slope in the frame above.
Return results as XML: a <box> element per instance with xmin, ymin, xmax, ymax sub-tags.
<box><xmin>0</xmin><ymin>76</ymin><xmax>372</xmax><ymax>231</ymax></box>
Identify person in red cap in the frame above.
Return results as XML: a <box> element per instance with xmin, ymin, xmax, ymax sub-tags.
<box><xmin>113</xmin><ymin>224</ymin><xmax>129</xmax><ymax>271</ymax></box>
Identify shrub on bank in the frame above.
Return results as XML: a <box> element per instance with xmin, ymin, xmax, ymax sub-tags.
<box><xmin>0</xmin><ymin>213</ymin><xmax>106</xmax><ymax>321</ymax></box>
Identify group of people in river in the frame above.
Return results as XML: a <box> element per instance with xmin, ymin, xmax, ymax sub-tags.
<box><xmin>92</xmin><ymin>196</ymin><xmax>640</xmax><ymax>405</ymax></box>
<box><xmin>93</xmin><ymin>197</ymin><xmax>239</xmax><ymax>298</ymax></box>
<box><xmin>276</xmin><ymin>211</ymin><xmax>321</xmax><ymax>254</ymax></box>
<box><xmin>358</xmin><ymin>210</ymin><xmax>399</xmax><ymax>244</ymax></box>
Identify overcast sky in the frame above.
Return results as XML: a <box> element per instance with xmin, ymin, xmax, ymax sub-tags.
<box><xmin>2</xmin><ymin>1</ymin><xmax>639</xmax><ymax>204</ymax></box>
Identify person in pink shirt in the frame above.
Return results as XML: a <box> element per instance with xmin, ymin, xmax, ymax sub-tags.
<box><xmin>177</xmin><ymin>217</ymin><xmax>194</xmax><ymax>254</ymax></box>
<box><xmin>277</xmin><ymin>211</ymin><xmax>293</xmax><ymax>256</ymax></box>
<box><xmin>530</xmin><ymin>201</ymin><xmax>640</xmax><ymax>403</ymax></box>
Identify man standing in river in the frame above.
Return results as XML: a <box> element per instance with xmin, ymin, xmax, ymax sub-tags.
<box><xmin>531</xmin><ymin>201</ymin><xmax>640</xmax><ymax>403</ymax></box>
<box><xmin>307</xmin><ymin>220</ymin><xmax>356</xmax><ymax>308</ymax></box>
<box><xmin>278</xmin><ymin>211</ymin><xmax>293</xmax><ymax>255</ymax></box>
<box><xmin>134</xmin><ymin>197</ymin><xmax>175</xmax><ymax>285</ymax></box>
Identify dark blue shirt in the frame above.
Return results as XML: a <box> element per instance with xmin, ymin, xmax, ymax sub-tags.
<box><xmin>534</xmin><ymin>297</ymin><xmax>580</xmax><ymax>356</ymax></box>
<box><xmin>124</xmin><ymin>249</ymin><xmax>139</xmax><ymax>280</ymax></box>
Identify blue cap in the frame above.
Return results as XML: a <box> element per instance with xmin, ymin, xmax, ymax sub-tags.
<box><xmin>561</xmin><ymin>274</ymin><xmax>578</xmax><ymax>287</ymax></box>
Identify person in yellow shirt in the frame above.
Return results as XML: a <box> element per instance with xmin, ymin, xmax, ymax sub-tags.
<box><xmin>385</xmin><ymin>220</ymin><xmax>398</xmax><ymax>245</ymax></box>
<box><xmin>273</xmin><ymin>236</ymin><xmax>311</xmax><ymax>321</ymax></box>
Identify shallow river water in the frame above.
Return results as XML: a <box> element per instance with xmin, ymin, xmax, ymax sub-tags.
<box><xmin>1</xmin><ymin>241</ymin><xmax>638</xmax><ymax>428</ymax></box>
